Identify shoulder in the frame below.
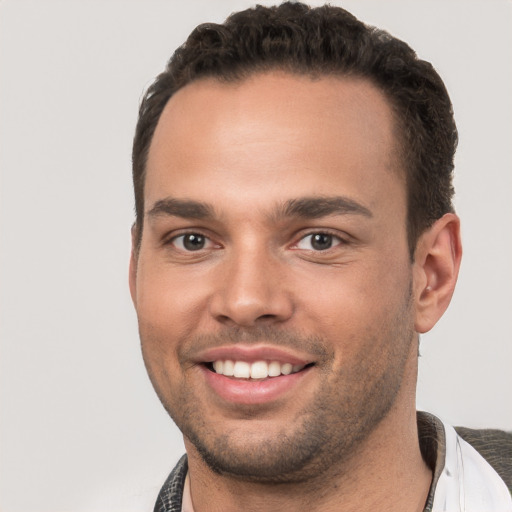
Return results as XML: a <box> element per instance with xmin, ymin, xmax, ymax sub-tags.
<box><xmin>154</xmin><ymin>454</ymin><xmax>188</xmax><ymax>512</ymax></box>
<box><xmin>455</xmin><ymin>426</ymin><xmax>512</xmax><ymax>491</ymax></box>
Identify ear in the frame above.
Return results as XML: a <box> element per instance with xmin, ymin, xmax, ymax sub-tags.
<box><xmin>129</xmin><ymin>224</ymin><xmax>139</xmax><ymax>307</ymax></box>
<box><xmin>413</xmin><ymin>213</ymin><xmax>462</xmax><ymax>333</ymax></box>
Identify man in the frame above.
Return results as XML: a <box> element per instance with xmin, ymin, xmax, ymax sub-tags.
<box><xmin>129</xmin><ymin>3</ymin><xmax>512</xmax><ymax>511</ymax></box>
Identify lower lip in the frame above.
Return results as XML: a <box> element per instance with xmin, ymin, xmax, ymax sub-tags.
<box><xmin>201</xmin><ymin>366</ymin><xmax>313</xmax><ymax>405</ymax></box>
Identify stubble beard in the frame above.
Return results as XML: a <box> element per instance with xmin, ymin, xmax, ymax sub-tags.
<box><xmin>144</xmin><ymin>285</ymin><xmax>415</xmax><ymax>484</ymax></box>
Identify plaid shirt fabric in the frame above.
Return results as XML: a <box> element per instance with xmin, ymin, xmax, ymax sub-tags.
<box><xmin>154</xmin><ymin>412</ymin><xmax>512</xmax><ymax>512</ymax></box>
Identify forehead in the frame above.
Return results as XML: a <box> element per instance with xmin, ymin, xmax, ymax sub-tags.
<box><xmin>145</xmin><ymin>72</ymin><xmax>404</xmax><ymax>216</ymax></box>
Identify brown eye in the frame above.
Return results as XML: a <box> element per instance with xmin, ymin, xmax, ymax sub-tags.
<box><xmin>296</xmin><ymin>232</ymin><xmax>341</xmax><ymax>251</ymax></box>
<box><xmin>173</xmin><ymin>233</ymin><xmax>208</xmax><ymax>251</ymax></box>
<box><xmin>310</xmin><ymin>233</ymin><xmax>333</xmax><ymax>250</ymax></box>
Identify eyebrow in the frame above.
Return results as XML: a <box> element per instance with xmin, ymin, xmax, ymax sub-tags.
<box><xmin>146</xmin><ymin>195</ymin><xmax>372</xmax><ymax>222</ymax></box>
<box><xmin>276</xmin><ymin>196</ymin><xmax>373</xmax><ymax>220</ymax></box>
<box><xmin>146</xmin><ymin>198</ymin><xmax>215</xmax><ymax>220</ymax></box>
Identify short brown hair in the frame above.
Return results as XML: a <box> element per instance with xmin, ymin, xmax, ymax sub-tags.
<box><xmin>132</xmin><ymin>2</ymin><xmax>457</xmax><ymax>257</ymax></box>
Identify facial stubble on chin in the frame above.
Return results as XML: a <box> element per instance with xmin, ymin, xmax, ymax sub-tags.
<box><xmin>143</xmin><ymin>284</ymin><xmax>415</xmax><ymax>485</ymax></box>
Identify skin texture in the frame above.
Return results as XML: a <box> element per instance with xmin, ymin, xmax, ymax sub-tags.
<box><xmin>130</xmin><ymin>72</ymin><xmax>462</xmax><ymax>511</ymax></box>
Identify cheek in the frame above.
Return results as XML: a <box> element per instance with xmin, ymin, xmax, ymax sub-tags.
<box><xmin>293</xmin><ymin>257</ymin><xmax>413</xmax><ymax>356</ymax></box>
<box><xmin>134</xmin><ymin>274</ymin><xmax>199</xmax><ymax>394</ymax></box>
<box><xmin>136</xmin><ymin>260</ymin><xmax>210</xmax><ymax>337</ymax></box>
<box><xmin>295</xmin><ymin>257</ymin><xmax>406</xmax><ymax>313</ymax></box>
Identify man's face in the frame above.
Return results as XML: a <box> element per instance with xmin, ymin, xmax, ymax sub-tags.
<box><xmin>131</xmin><ymin>73</ymin><xmax>418</xmax><ymax>482</ymax></box>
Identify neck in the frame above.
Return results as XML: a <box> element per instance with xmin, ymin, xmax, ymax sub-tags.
<box><xmin>185</xmin><ymin>346</ymin><xmax>432</xmax><ymax>512</ymax></box>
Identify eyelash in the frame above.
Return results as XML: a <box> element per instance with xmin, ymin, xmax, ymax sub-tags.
<box><xmin>168</xmin><ymin>232</ymin><xmax>218</xmax><ymax>252</ymax></box>
<box><xmin>292</xmin><ymin>231</ymin><xmax>347</xmax><ymax>251</ymax></box>
<box><xmin>167</xmin><ymin>230</ymin><xmax>348</xmax><ymax>253</ymax></box>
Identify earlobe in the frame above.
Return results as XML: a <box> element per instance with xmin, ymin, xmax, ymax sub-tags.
<box><xmin>413</xmin><ymin>213</ymin><xmax>462</xmax><ymax>333</ymax></box>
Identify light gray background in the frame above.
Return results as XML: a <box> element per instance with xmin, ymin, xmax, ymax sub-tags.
<box><xmin>1</xmin><ymin>1</ymin><xmax>511</xmax><ymax>511</ymax></box>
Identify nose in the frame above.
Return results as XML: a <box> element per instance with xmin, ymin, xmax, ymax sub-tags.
<box><xmin>209</xmin><ymin>245</ymin><xmax>294</xmax><ymax>327</ymax></box>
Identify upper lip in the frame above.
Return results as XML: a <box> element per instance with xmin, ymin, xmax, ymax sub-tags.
<box><xmin>194</xmin><ymin>344</ymin><xmax>314</xmax><ymax>365</ymax></box>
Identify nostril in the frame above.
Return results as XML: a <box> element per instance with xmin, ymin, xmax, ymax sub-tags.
<box><xmin>209</xmin><ymin>290</ymin><xmax>294</xmax><ymax>327</ymax></box>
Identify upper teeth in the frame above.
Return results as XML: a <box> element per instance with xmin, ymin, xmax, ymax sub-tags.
<box><xmin>212</xmin><ymin>360</ymin><xmax>305</xmax><ymax>379</ymax></box>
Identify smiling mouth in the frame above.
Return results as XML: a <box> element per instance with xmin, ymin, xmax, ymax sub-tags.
<box><xmin>205</xmin><ymin>360</ymin><xmax>315</xmax><ymax>379</ymax></box>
